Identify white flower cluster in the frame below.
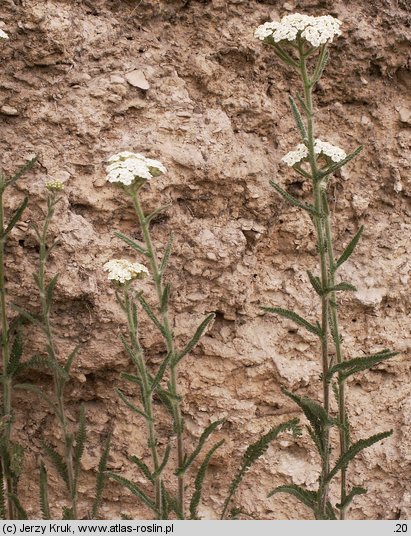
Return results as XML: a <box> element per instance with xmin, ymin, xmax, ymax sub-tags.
<box><xmin>282</xmin><ymin>139</ymin><xmax>346</xmax><ymax>167</ymax></box>
<box><xmin>0</xmin><ymin>29</ymin><xmax>9</xmax><ymax>40</ymax></box>
<box><xmin>254</xmin><ymin>14</ymin><xmax>342</xmax><ymax>48</ymax></box>
<box><xmin>103</xmin><ymin>259</ymin><xmax>149</xmax><ymax>285</ymax></box>
<box><xmin>106</xmin><ymin>152</ymin><xmax>167</xmax><ymax>187</ymax></box>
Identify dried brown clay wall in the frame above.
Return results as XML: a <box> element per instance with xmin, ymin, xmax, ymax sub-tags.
<box><xmin>0</xmin><ymin>0</ymin><xmax>410</xmax><ymax>520</ymax></box>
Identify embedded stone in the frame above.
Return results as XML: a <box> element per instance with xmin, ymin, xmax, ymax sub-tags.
<box><xmin>125</xmin><ymin>70</ymin><xmax>150</xmax><ymax>90</ymax></box>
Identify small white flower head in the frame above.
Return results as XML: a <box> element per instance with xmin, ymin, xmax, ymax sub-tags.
<box><xmin>106</xmin><ymin>152</ymin><xmax>167</xmax><ymax>187</ymax></box>
<box><xmin>103</xmin><ymin>259</ymin><xmax>149</xmax><ymax>285</ymax></box>
<box><xmin>314</xmin><ymin>139</ymin><xmax>346</xmax><ymax>162</ymax></box>
<box><xmin>254</xmin><ymin>13</ymin><xmax>342</xmax><ymax>48</ymax></box>
<box><xmin>282</xmin><ymin>139</ymin><xmax>346</xmax><ymax>167</ymax></box>
<box><xmin>0</xmin><ymin>29</ymin><xmax>9</xmax><ymax>40</ymax></box>
<box><xmin>45</xmin><ymin>179</ymin><xmax>64</xmax><ymax>192</ymax></box>
<box><xmin>282</xmin><ymin>143</ymin><xmax>309</xmax><ymax>167</ymax></box>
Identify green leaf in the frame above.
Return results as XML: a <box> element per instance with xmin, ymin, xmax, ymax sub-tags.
<box><xmin>39</xmin><ymin>462</ymin><xmax>50</xmax><ymax>520</ymax></box>
<box><xmin>282</xmin><ymin>388</ymin><xmax>334</xmax><ymax>458</ymax></box>
<box><xmin>307</xmin><ymin>270</ymin><xmax>323</xmax><ymax>296</ymax></box>
<box><xmin>221</xmin><ymin>418</ymin><xmax>301</xmax><ymax>519</ymax></box>
<box><xmin>120</xmin><ymin>372</ymin><xmax>142</xmax><ymax>387</ymax></box>
<box><xmin>312</xmin><ymin>46</ymin><xmax>329</xmax><ymax>85</ymax></box>
<box><xmin>177</xmin><ymin>419</ymin><xmax>224</xmax><ymax>476</ymax></box>
<box><xmin>136</xmin><ymin>294</ymin><xmax>167</xmax><ymax>339</ymax></box>
<box><xmin>42</xmin><ymin>442</ymin><xmax>69</xmax><ymax>489</ymax></box>
<box><xmin>262</xmin><ymin>307</ymin><xmax>322</xmax><ymax>337</ymax></box>
<box><xmin>270</xmin><ymin>181</ymin><xmax>317</xmax><ymax>215</ymax></box>
<box><xmin>327</xmin><ymin>282</ymin><xmax>357</xmax><ymax>293</ymax></box>
<box><xmin>64</xmin><ymin>343</ymin><xmax>82</xmax><ymax>374</ymax></box>
<box><xmin>190</xmin><ymin>440</ymin><xmax>224</xmax><ymax>520</ymax></box>
<box><xmin>326</xmin><ymin>350</ymin><xmax>399</xmax><ymax>382</ymax></box>
<box><xmin>320</xmin><ymin>146</ymin><xmax>364</xmax><ymax>179</ymax></box>
<box><xmin>326</xmin><ymin>430</ymin><xmax>393</xmax><ymax>483</ymax></box>
<box><xmin>160</xmin><ymin>283</ymin><xmax>171</xmax><ymax>314</ymax></box>
<box><xmin>118</xmin><ymin>334</ymin><xmax>143</xmax><ymax>375</ymax></box>
<box><xmin>7</xmin><ymin>326</ymin><xmax>23</xmax><ymax>376</ymax></box>
<box><xmin>0</xmin><ymin>469</ymin><xmax>5</xmax><ymax>520</ymax></box>
<box><xmin>5</xmin><ymin>156</ymin><xmax>37</xmax><ymax>190</ymax></box>
<box><xmin>11</xmin><ymin>304</ymin><xmax>42</xmax><ymax>328</ymax></box>
<box><xmin>14</xmin><ymin>384</ymin><xmax>59</xmax><ymax>416</ymax></box>
<box><xmin>160</xmin><ymin>233</ymin><xmax>174</xmax><ymax>275</ymax></box>
<box><xmin>334</xmin><ymin>226</ymin><xmax>364</xmax><ymax>271</ymax></box>
<box><xmin>91</xmin><ymin>430</ymin><xmax>112</xmax><ymax>520</ymax></box>
<box><xmin>106</xmin><ymin>472</ymin><xmax>158</xmax><ymax>514</ymax></box>
<box><xmin>129</xmin><ymin>455</ymin><xmax>154</xmax><ymax>484</ymax></box>
<box><xmin>336</xmin><ymin>486</ymin><xmax>367</xmax><ymax>510</ymax></box>
<box><xmin>62</xmin><ymin>507</ymin><xmax>74</xmax><ymax>520</ymax></box>
<box><xmin>151</xmin><ymin>353</ymin><xmax>172</xmax><ymax>393</ymax></box>
<box><xmin>114</xmin><ymin>231</ymin><xmax>148</xmax><ymax>257</ymax></box>
<box><xmin>297</xmin><ymin>94</ymin><xmax>311</xmax><ymax>117</ymax></box>
<box><xmin>175</xmin><ymin>313</ymin><xmax>215</xmax><ymax>365</ymax></box>
<box><xmin>154</xmin><ymin>444</ymin><xmax>171</xmax><ymax>478</ymax></box>
<box><xmin>46</xmin><ymin>274</ymin><xmax>59</xmax><ymax>310</ymax></box>
<box><xmin>3</xmin><ymin>197</ymin><xmax>28</xmax><ymax>238</ymax></box>
<box><xmin>146</xmin><ymin>204</ymin><xmax>171</xmax><ymax>224</ymax></box>
<box><xmin>268</xmin><ymin>484</ymin><xmax>317</xmax><ymax>509</ymax></box>
<box><xmin>289</xmin><ymin>95</ymin><xmax>307</xmax><ymax>140</ymax></box>
<box><xmin>74</xmin><ymin>404</ymin><xmax>87</xmax><ymax>491</ymax></box>
<box><xmin>116</xmin><ymin>389</ymin><xmax>150</xmax><ymax>421</ymax></box>
<box><xmin>8</xmin><ymin>494</ymin><xmax>28</xmax><ymax>520</ymax></box>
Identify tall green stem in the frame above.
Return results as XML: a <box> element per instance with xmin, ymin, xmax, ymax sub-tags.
<box><xmin>38</xmin><ymin>196</ymin><xmax>77</xmax><ymax>518</ymax></box>
<box><xmin>131</xmin><ymin>191</ymin><xmax>185</xmax><ymax>516</ymax></box>
<box><xmin>298</xmin><ymin>39</ymin><xmax>331</xmax><ymax>517</ymax></box>
<box><xmin>0</xmin><ymin>190</ymin><xmax>14</xmax><ymax>519</ymax></box>
<box><xmin>123</xmin><ymin>287</ymin><xmax>162</xmax><ymax>517</ymax></box>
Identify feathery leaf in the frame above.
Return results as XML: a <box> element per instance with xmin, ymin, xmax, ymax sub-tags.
<box><xmin>5</xmin><ymin>156</ymin><xmax>37</xmax><ymax>190</ymax></box>
<box><xmin>270</xmin><ymin>180</ymin><xmax>317</xmax><ymax>215</ymax></box>
<box><xmin>307</xmin><ymin>270</ymin><xmax>323</xmax><ymax>296</ymax></box>
<box><xmin>91</xmin><ymin>431</ymin><xmax>112</xmax><ymax>520</ymax></box>
<box><xmin>268</xmin><ymin>484</ymin><xmax>317</xmax><ymax>510</ymax></box>
<box><xmin>114</xmin><ymin>231</ymin><xmax>148</xmax><ymax>256</ymax></box>
<box><xmin>106</xmin><ymin>472</ymin><xmax>158</xmax><ymax>514</ymax></box>
<box><xmin>190</xmin><ymin>440</ymin><xmax>224</xmax><ymax>520</ymax></box>
<box><xmin>336</xmin><ymin>486</ymin><xmax>367</xmax><ymax>510</ymax></box>
<box><xmin>116</xmin><ymin>389</ymin><xmax>150</xmax><ymax>421</ymax></box>
<box><xmin>129</xmin><ymin>455</ymin><xmax>154</xmax><ymax>484</ymax></box>
<box><xmin>137</xmin><ymin>294</ymin><xmax>167</xmax><ymax>339</ymax></box>
<box><xmin>326</xmin><ymin>430</ymin><xmax>393</xmax><ymax>483</ymax></box>
<box><xmin>146</xmin><ymin>204</ymin><xmax>171</xmax><ymax>224</ymax></box>
<box><xmin>15</xmin><ymin>384</ymin><xmax>59</xmax><ymax>416</ymax></box>
<box><xmin>334</xmin><ymin>226</ymin><xmax>364</xmax><ymax>271</ymax></box>
<box><xmin>320</xmin><ymin>146</ymin><xmax>364</xmax><ymax>179</ymax></box>
<box><xmin>326</xmin><ymin>350</ymin><xmax>399</xmax><ymax>382</ymax></box>
<box><xmin>289</xmin><ymin>95</ymin><xmax>307</xmax><ymax>140</ymax></box>
<box><xmin>42</xmin><ymin>442</ymin><xmax>69</xmax><ymax>489</ymax></box>
<box><xmin>74</xmin><ymin>404</ymin><xmax>87</xmax><ymax>490</ymax></box>
<box><xmin>39</xmin><ymin>462</ymin><xmax>50</xmax><ymax>520</ymax></box>
<box><xmin>175</xmin><ymin>313</ymin><xmax>215</xmax><ymax>365</ymax></box>
<box><xmin>8</xmin><ymin>494</ymin><xmax>28</xmax><ymax>520</ymax></box>
<box><xmin>262</xmin><ymin>307</ymin><xmax>322</xmax><ymax>337</ymax></box>
<box><xmin>3</xmin><ymin>197</ymin><xmax>28</xmax><ymax>238</ymax></box>
<box><xmin>160</xmin><ymin>234</ymin><xmax>174</xmax><ymax>275</ymax></box>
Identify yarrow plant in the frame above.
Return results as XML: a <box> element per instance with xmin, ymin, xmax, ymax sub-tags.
<box><xmin>254</xmin><ymin>13</ymin><xmax>397</xmax><ymax>520</ymax></box>
<box><xmin>103</xmin><ymin>152</ymin><xmax>301</xmax><ymax>519</ymax></box>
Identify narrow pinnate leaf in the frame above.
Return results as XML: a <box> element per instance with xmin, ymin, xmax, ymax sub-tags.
<box><xmin>64</xmin><ymin>343</ymin><xmax>82</xmax><ymax>374</ymax></box>
<box><xmin>336</xmin><ymin>486</ymin><xmax>367</xmax><ymax>510</ymax></box>
<box><xmin>74</xmin><ymin>404</ymin><xmax>87</xmax><ymax>487</ymax></box>
<box><xmin>326</xmin><ymin>350</ymin><xmax>398</xmax><ymax>383</ymax></box>
<box><xmin>39</xmin><ymin>463</ymin><xmax>50</xmax><ymax>520</ymax></box>
<box><xmin>146</xmin><ymin>204</ymin><xmax>171</xmax><ymax>224</ymax></box>
<box><xmin>221</xmin><ymin>418</ymin><xmax>301</xmax><ymax>519</ymax></box>
<box><xmin>15</xmin><ymin>384</ymin><xmax>59</xmax><ymax>416</ymax></box>
<box><xmin>160</xmin><ymin>283</ymin><xmax>171</xmax><ymax>314</ymax></box>
<box><xmin>334</xmin><ymin>226</ymin><xmax>364</xmax><ymax>271</ymax></box>
<box><xmin>154</xmin><ymin>444</ymin><xmax>171</xmax><ymax>478</ymax></box>
<box><xmin>289</xmin><ymin>95</ymin><xmax>307</xmax><ymax>140</ymax></box>
<box><xmin>175</xmin><ymin>313</ymin><xmax>215</xmax><ymax>365</ymax></box>
<box><xmin>5</xmin><ymin>156</ymin><xmax>38</xmax><ymax>189</ymax></box>
<box><xmin>307</xmin><ymin>270</ymin><xmax>323</xmax><ymax>296</ymax></box>
<box><xmin>115</xmin><ymin>389</ymin><xmax>150</xmax><ymax>421</ymax></box>
<box><xmin>268</xmin><ymin>484</ymin><xmax>317</xmax><ymax>509</ymax></box>
<box><xmin>326</xmin><ymin>430</ymin><xmax>393</xmax><ymax>483</ymax></box>
<box><xmin>160</xmin><ymin>233</ymin><xmax>174</xmax><ymax>275</ymax></box>
<box><xmin>129</xmin><ymin>455</ymin><xmax>154</xmax><ymax>483</ymax></box>
<box><xmin>0</xmin><ymin>469</ymin><xmax>5</xmax><ymax>520</ymax></box>
<box><xmin>262</xmin><ymin>307</ymin><xmax>322</xmax><ymax>337</ymax></box>
<box><xmin>327</xmin><ymin>282</ymin><xmax>357</xmax><ymax>293</ymax></box>
<box><xmin>114</xmin><ymin>231</ymin><xmax>148</xmax><ymax>257</ymax></box>
<box><xmin>270</xmin><ymin>180</ymin><xmax>317</xmax><ymax>215</ymax></box>
<box><xmin>42</xmin><ymin>442</ymin><xmax>69</xmax><ymax>489</ymax></box>
<box><xmin>7</xmin><ymin>327</ymin><xmax>23</xmax><ymax>376</ymax></box>
<box><xmin>106</xmin><ymin>472</ymin><xmax>158</xmax><ymax>514</ymax></box>
<box><xmin>312</xmin><ymin>46</ymin><xmax>329</xmax><ymax>84</ymax></box>
<box><xmin>320</xmin><ymin>146</ymin><xmax>364</xmax><ymax>179</ymax></box>
<box><xmin>8</xmin><ymin>494</ymin><xmax>28</xmax><ymax>520</ymax></box>
<box><xmin>137</xmin><ymin>294</ymin><xmax>167</xmax><ymax>338</ymax></box>
<box><xmin>92</xmin><ymin>431</ymin><xmax>112</xmax><ymax>520</ymax></box>
<box><xmin>11</xmin><ymin>304</ymin><xmax>42</xmax><ymax>327</ymax></box>
<box><xmin>3</xmin><ymin>197</ymin><xmax>28</xmax><ymax>237</ymax></box>
<box><xmin>189</xmin><ymin>440</ymin><xmax>224</xmax><ymax>520</ymax></box>
<box><xmin>46</xmin><ymin>274</ymin><xmax>59</xmax><ymax>310</ymax></box>
<box><xmin>176</xmin><ymin>419</ymin><xmax>224</xmax><ymax>476</ymax></box>
<box><xmin>151</xmin><ymin>353</ymin><xmax>172</xmax><ymax>393</ymax></box>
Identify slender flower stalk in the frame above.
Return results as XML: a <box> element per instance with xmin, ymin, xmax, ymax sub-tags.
<box><xmin>256</xmin><ymin>13</ymin><xmax>396</xmax><ymax>520</ymax></box>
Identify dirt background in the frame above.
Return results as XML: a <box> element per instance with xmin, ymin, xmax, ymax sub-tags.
<box><xmin>0</xmin><ymin>0</ymin><xmax>410</xmax><ymax>521</ymax></box>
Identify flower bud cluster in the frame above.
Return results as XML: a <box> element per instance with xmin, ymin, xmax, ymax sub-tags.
<box><xmin>254</xmin><ymin>14</ymin><xmax>341</xmax><ymax>48</ymax></box>
<box><xmin>45</xmin><ymin>180</ymin><xmax>64</xmax><ymax>192</ymax></box>
<box><xmin>106</xmin><ymin>152</ymin><xmax>167</xmax><ymax>187</ymax></box>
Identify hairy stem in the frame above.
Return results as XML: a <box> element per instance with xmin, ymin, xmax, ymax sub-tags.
<box><xmin>298</xmin><ymin>38</ymin><xmax>331</xmax><ymax>518</ymax></box>
<box><xmin>131</xmin><ymin>191</ymin><xmax>185</xmax><ymax>516</ymax></box>
<box><xmin>123</xmin><ymin>287</ymin><xmax>162</xmax><ymax>518</ymax></box>
<box><xmin>37</xmin><ymin>195</ymin><xmax>77</xmax><ymax>518</ymax></box>
<box><xmin>0</xmin><ymin>190</ymin><xmax>14</xmax><ymax>519</ymax></box>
